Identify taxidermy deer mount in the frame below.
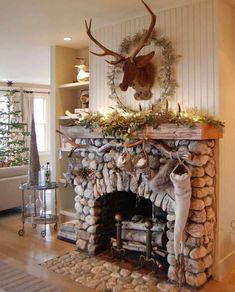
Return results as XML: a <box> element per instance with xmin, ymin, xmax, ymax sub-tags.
<box><xmin>85</xmin><ymin>0</ymin><xmax>156</xmax><ymax>101</ymax></box>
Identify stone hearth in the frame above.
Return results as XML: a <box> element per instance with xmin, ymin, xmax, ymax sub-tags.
<box><xmin>41</xmin><ymin>250</ymin><xmax>192</xmax><ymax>292</ymax></box>
<box><xmin>61</xmin><ymin>125</ymin><xmax>219</xmax><ymax>288</ymax></box>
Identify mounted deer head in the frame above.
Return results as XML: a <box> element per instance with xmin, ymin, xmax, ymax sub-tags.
<box><xmin>85</xmin><ymin>0</ymin><xmax>156</xmax><ymax>100</ymax></box>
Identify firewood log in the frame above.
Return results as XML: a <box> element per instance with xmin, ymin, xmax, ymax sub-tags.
<box><xmin>121</xmin><ymin>229</ymin><xmax>166</xmax><ymax>247</ymax></box>
<box><xmin>111</xmin><ymin>238</ymin><xmax>167</xmax><ymax>257</ymax></box>
<box><xmin>122</xmin><ymin>220</ymin><xmax>166</xmax><ymax>232</ymax></box>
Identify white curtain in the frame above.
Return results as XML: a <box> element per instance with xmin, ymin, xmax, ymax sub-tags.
<box><xmin>22</xmin><ymin>91</ymin><xmax>34</xmax><ymax>130</ymax></box>
<box><xmin>21</xmin><ymin>91</ymin><xmax>34</xmax><ymax>147</ymax></box>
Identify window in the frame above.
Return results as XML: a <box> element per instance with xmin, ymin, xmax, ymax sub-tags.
<box><xmin>0</xmin><ymin>94</ymin><xmax>7</xmax><ymax>117</ymax></box>
<box><xmin>33</xmin><ymin>93</ymin><xmax>49</xmax><ymax>152</ymax></box>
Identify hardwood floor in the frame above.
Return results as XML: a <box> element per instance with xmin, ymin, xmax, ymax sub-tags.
<box><xmin>0</xmin><ymin>210</ymin><xmax>93</xmax><ymax>292</ymax></box>
<box><xmin>0</xmin><ymin>210</ymin><xmax>235</xmax><ymax>292</ymax></box>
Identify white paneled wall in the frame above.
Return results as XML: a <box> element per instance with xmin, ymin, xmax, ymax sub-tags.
<box><xmin>90</xmin><ymin>0</ymin><xmax>218</xmax><ymax>114</ymax></box>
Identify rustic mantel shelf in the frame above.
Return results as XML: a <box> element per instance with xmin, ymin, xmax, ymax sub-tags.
<box><xmin>136</xmin><ymin>123</ymin><xmax>223</xmax><ymax>140</ymax></box>
<box><xmin>58</xmin><ymin>81</ymin><xmax>89</xmax><ymax>89</ymax></box>
<box><xmin>60</xmin><ymin>123</ymin><xmax>223</xmax><ymax>141</ymax></box>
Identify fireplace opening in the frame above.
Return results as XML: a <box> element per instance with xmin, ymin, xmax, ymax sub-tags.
<box><xmin>94</xmin><ymin>191</ymin><xmax>168</xmax><ymax>268</ymax></box>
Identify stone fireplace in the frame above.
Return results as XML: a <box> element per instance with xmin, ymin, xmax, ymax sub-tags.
<box><xmin>61</xmin><ymin>124</ymin><xmax>221</xmax><ymax>288</ymax></box>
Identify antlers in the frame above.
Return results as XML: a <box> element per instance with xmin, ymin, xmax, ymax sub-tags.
<box><xmin>85</xmin><ymin>19</ymin><xmax>124</xmax><ymax>64</ymax></box>
<box><xmin>85</xmin><ymin>0</ymin><xmax>156</xmax><ymax>63</ymax></box>
<box><xmin>131</xmin><ymin>0</ymin><xmax>156</xmax><ymax>59</ymax></box>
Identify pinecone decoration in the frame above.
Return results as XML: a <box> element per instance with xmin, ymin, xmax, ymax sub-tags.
<box><xmin>77</xmin><ymin>167</ymin><xmax>94</xmax><ymax>179</ymax></box>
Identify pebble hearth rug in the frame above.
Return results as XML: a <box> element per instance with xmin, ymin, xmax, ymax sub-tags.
<box><xmin>0</xmin><ymin>260</ymin><xmax>62</xmax><ymax>292</ymax></box>
<box><xmin>40</xmin><ymin>250</ymin><xmax>193</xmax><ymax>292</ymax></box>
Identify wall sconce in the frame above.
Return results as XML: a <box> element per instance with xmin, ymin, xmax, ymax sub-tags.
<box><xmin>75</xmin><ymin>58</ymin><xmax>89</xmax><ymax>83</ymax></box>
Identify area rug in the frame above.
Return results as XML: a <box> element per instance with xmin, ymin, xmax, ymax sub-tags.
<box><xmin>0</xmin><ymin>260</ymin><xmax>62</xmax><ymax>292</ymax></box>
<box><xmin>40</xmin><ymin>250</ymin><xmax>193</xmax><ymax>292</ymax></box>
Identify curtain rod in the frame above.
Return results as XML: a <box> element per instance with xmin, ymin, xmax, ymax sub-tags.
<box><xmin>0</xmin><ymin>89</ymin><xmax>50</xmax><ymax>94</ymax></box>
<box><xmin>23</xmin><ymin>90</ymin><xmax>50</xmax><ymax>94</ymax></box>
<box><xmin>0</xmin><ymin>89</ymin><xmax>20</xmax><ymax>92</ymax></box>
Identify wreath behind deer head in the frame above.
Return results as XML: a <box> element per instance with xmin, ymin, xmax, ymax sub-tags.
<box><xmin>85</xmin><ymin>0</ymin><xmax>156</xmax><ymax>101</ymax></box>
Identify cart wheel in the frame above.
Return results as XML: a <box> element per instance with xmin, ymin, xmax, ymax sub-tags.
<box><xmin>32</xmin><ymin>223</ymin><xmax>37</xmax><ymax>229</ymax></box>
<box><xmin>18</xmin><ymin>229</ymin><xmax>24</xmax><ymax>236</ymax></box>
<box><xmin>54</xmin><ymin>223</ymin><xmax>58</xmax><ymax>231</ymax></box>
<box><xmin>41</xmin><ymin>230</ymin><xmax>46</xmax><ymax>238</ymax></box>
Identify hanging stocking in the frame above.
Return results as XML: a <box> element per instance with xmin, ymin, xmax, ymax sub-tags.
<box><xmin>170</xmin><ymin>163</ymin><xmax>192</xmax><ymax>260</ymax></box>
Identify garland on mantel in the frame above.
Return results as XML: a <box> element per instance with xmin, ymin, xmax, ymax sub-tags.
<box><xmin>76</xmin><ymin>105</ymin><xmax>224</xmax><ymax>140</ymax></box>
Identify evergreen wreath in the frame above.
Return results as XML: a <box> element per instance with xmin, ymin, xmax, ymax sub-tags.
<box><xmin>107</xmin><ymin>28</ymin><xmax>180</xmax><ymax>112</ymax></box>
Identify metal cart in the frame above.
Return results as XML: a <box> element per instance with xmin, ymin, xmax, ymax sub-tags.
<box><xmin>18</xmin><ymin>182</ymin><xmax>58</xmax><ymax>238</ymax></box>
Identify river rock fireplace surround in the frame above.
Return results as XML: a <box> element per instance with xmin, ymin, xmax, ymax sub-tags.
<box><xmin>60</xmin><ymin>124</ymin><xmax>222</xmax><ymax>288</ymax></box>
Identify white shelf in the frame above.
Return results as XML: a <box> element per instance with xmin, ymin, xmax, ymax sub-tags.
<box><xmin>58</xmin><ymin>116</ymin><xmax>79</xmax><ymax>120</ymax></box>
<box><xmin>58</xmin><ymin>81</ymin><xmax>89</xmax><ymax>89</ymax></box>
<box><xmin>60</xmin><ymin>208</ymin><xmax>78</xmax><ymax>218</ymax></box>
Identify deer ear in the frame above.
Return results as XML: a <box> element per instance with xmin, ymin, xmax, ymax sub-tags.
<box><xmin>135</xmin><ymin>51</ymin><xmax>155</xmax><ymax>68</ymax></box>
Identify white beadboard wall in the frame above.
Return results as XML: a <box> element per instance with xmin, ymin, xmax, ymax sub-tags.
<box><xmin>89</xmin><ymin>0</ymin><xmax>218</xmax><ymax>114</ymax></box>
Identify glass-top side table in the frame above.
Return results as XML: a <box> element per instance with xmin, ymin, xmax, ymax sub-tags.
<box><xmin>18</xmin><ymin>182</ymin><xmax>58</xmax><ymax>238</ymax></box>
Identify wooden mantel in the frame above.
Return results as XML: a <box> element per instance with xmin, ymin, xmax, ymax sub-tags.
<box><xmin>60</xmin><ymin>123</ymin><xmax>223</xmax><ymax>141</ymax></box>
<box><xmin>136</xmin><ymin>123</ymin><xmax>223</xmax><ymax>140</ymax></box>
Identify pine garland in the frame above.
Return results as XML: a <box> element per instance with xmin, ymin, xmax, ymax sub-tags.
<box><xmin>76</xmin><ymin>106</ymin><xmax>224</xmax><ymax>141</ymax></box>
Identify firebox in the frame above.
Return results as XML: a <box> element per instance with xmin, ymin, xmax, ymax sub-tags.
<box><xmin>91</xmin><ymin>191</ymin><xmax>168</xmax><ymax>256</ymax></box>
